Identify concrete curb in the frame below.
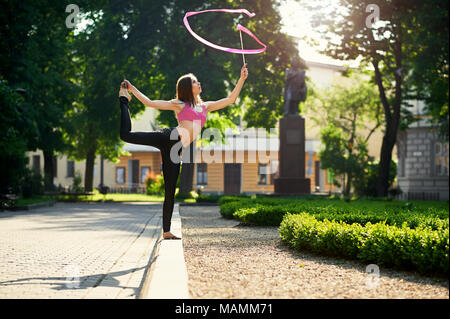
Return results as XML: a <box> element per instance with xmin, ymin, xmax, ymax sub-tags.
<box><xmin>140</xmin><ymin>203</ymin><xmax>190</xmax><ymax>299</ymax></box>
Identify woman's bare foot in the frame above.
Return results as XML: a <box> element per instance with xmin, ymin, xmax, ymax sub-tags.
<box><xmin>163</xmin><ymin>231</ymin><xmax>181</xmax><ymax>240</ymax></box>
<box><xmin>119</xmin><ymin>85</ymin><xmax>131</xmax><ymax>101</ymax></box>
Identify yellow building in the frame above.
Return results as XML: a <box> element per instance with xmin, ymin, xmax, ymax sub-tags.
<box><xmin>114</xmin><ymin>128</ymin><xmax>336</xmax><ymax>195</ymax></box>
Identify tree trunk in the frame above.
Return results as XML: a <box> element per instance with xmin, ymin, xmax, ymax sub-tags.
<box><xmin>372</xmin><ymin>51</ymin><xmax>402</xmax><ymax>197</ymax></box>
<box><xmin>345</xmin><ymin>172</ymin><xmax>351</xmax><ymax>197</ymax></box>
<box><xmin>376</xmin><ymin>125</ymin><xmax>398</xmax><ymax>197</ymax></box>
<box><xmin>43</xmin><ymin>150</ymin><xmax>54</xmax><ymax>192</ymax></box>
<box><xmin>84</xmin><ymin>148</ymin><xmax>96</xmax><ymax>192</ymax></box>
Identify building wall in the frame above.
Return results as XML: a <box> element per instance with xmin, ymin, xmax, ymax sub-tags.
<box><xmin>26</xmin><ymin>151</ymin><xmax>116</xmax><ymax>190</ymax></box>
<box><xmin>397</xmin><ymin>127</ymin><xmax>449</xmax><ymax>200</ymax></box>
<box><xmin>190</xmin><ymin>150</ymin><xmax>334</xmax><ymax>194</ymax></box>
<box><xmin>114</xmin><ymin>152</ymin><xmax>162</xmax><ymax>188</ymax></box>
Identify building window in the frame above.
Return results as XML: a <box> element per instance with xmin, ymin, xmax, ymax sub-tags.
<box><xmin>67</xmin><ymin>160</ymin><xmax>75</xmax><ymax>178</ymax></box>
<box><xmin>435</xmin><ymin>142</ymin><xmax>449</xmax><ymax>176</ymax></box>
<box><xmin>270</xmin><ymin>160</ymin><xmax>279</xmax><ymax>185</ymax></box>
<box><xmin>196</xmin><ymin>163</ymin><xmax>207</xmax><ymax>185</ymax></box>
<box><xmin>116</xmin><ymin>167</ymin><xmax>125</xmax><ymax>184</ymax></box>
<box><xmin>258</xmin><ymin>163</ymin><xmax>269</xmax><ymax>185</ymax></box>
<box><xmin>141</xmin><ymin>166</ymin><xmax>151</xmax><ymax>184</ymax></box>
<box><xmin>32</xmin><ymin>155</ymin><xmax>40</xmax><ymax>171</ymax></box>
<box><xmin>306</xmin><ymin>155</ymin><xmax>314</xmax><ymax>177</ymax></box>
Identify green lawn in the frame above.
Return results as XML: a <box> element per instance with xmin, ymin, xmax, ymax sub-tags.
<box><xmin>12</xmin><ymin>191</ymin><xmax>199</xmax><ymax>206</ymax></box>
<box><xmin>16</xmin><ymin>196</ymin><xmax>55</xmax><ymax>206</ymax></box>
<box><xmin>57</xmin><ymin>193</ymin><xmax>165</xmax><ymax>202</ymax></box>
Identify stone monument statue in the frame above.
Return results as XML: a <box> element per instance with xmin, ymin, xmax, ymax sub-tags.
<box><xmin>284</xmin><ymin>55</ymin><xmax>307</xmax><ymax>115</ymax></box>
<box><xmin>274</xmin><ymin>55</ymin><xmax>310</xmax><ymax>195</ymax></box>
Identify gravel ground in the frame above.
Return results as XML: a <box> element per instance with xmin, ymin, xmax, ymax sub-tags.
<box><xmin>180</xmin><ymin>205</ymin><xmax>449</xmax><ymax>299</ymax></box>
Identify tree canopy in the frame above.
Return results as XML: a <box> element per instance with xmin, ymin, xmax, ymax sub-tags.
<box><xmin>1</xmin><ymin>0</ymin><xmax>298</xmax><ymax>192</ymax></box>
<box><xmin>300</xmin><ymin>0</ymin><xmax>449</xmax><ymax>196</ymax></box>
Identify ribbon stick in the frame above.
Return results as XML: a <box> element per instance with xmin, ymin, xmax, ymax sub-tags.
<box><xmin>183</xmin><ymin>9</ymin><xmax>267</xmax><ymax>55</ymax></box>
<box><xmin>239</xmin><ymin>29</ymin><xmax>246</xmax><ymax>65</ymax></box>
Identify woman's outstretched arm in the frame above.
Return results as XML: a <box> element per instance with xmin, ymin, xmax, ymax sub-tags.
<box><xmin>122</xmin><ymin>79</ymin><xmax>181</xmax><ymax>111</ymax></box>
<box><xmin>205</xmin><ymin>63</ymin><xmax>248</xmax><ymax>113</ymax></box>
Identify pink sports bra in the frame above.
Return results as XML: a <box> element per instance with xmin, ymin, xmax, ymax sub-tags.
<box><xmin>176</xmin><ymin>102</ymin><xmax>207</xmax><ymax>128</ymax></box>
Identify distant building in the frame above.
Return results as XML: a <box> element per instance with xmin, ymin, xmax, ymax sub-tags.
<box><xmin>115</xmin><ymin>128</ymin><xmax>335</xmax><ymax>195</ymax></box>
<box><xmin>396</xmin><ymin>100</ymin><xmax>449</xmax><ymax>200</ymax></box>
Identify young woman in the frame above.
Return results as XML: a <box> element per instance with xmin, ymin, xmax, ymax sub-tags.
<box><xmin>118</xmin><ymin>64</ymin><xmax>248</xmax><ymax>239</ymax></box>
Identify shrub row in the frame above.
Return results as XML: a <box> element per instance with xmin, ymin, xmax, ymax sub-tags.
<box><xmin>279</xmin><ymin>213</ymin><xmax>449</xmax><ymax>276</ymax></box>
<box><xmin>220</xmin><ymin>198</ymin><xmax>448</xmax><ymax>230</ymax></box>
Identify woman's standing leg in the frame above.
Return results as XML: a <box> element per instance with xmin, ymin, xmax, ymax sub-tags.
<box><xmin>161</xmin><ymin>147</ymin><xmax>181</xmax><ymax>234</ymax></box>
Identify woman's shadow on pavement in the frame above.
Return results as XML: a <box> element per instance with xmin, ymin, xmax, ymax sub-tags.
<box><xmin>0</xmin><ymin>265</ymin><xmax>147</xmax><ymax>295</ymax></box>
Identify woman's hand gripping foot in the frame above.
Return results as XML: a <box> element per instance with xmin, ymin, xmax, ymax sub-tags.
<box><xmin>119</xmin><ymin>80</ymin><xmax>132</xmax><ymax>102</ymax></box>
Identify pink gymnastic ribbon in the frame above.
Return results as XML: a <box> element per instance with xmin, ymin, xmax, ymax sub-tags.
<box><xmin>183</xmin><ymin>9</ymin><xmax>267</xmax><ymax>54</ymax></box>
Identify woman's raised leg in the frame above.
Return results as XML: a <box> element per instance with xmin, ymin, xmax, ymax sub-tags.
<box><xmin>119</xmin><ymin>96</ymin><xmax>165</xmax><ymax>148</ymax></box>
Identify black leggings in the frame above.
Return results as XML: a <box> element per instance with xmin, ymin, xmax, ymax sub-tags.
<box><xmin>119</xmin><ymin>96</ymin><xmax>184</xmax><ymax>232</ymax></box>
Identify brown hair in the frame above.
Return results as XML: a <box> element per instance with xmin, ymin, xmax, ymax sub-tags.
<box><xmin>176</xmin><ymin>73</ymin><xmax>202</xmax><ymax>107</ymax></box>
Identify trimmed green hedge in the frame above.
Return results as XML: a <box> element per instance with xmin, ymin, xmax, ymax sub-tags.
<box><xmin>196</xmin><ymin>194</ymin><xmax>252</xmax><ymax>204</ymax></box>
<box><xmin>279</xmin><ymin>213</ymin><xmax>449</xmax><ymax>276</ymax></box>
<box><xmin>232</xmin><ymin>205</ymin><xmax>449</xmax><ymax>230</ymax></box>
<box><xmin>218</xmin><ymin>196</ymin><xmax>449</xmax><ymax>275</ymax></box>
<box><xmin>220</xmin><ymin>197</ymin><xmax>448</xmax><ymax>230</ymax></box>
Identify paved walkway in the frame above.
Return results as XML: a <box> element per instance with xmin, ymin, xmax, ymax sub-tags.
<box><xmin>0</xmin><ymin>202</ymin><xmax>163</xmax><ymax>299</ymax></box>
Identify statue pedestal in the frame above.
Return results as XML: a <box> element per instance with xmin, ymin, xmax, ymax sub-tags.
<box><xmin>274</xmin><ymin>115</ymin><xmax>310</xmax><ymax>194</ymax></box>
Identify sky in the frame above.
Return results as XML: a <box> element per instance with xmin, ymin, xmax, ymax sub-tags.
<box><xmin>277</xmin><ymin>0</ymin><xmax>360</xmax><ymax>67</ymax></box>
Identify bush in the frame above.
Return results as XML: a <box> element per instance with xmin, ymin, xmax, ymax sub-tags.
<box><xmin>219</xmin><ymin>199</ymin><xmax>255</xmax><ymax>219</ymax></box>
<box><xmin>354</xmin><ymin>160</ymin><xmax>397</xmax><ymax>197</ymax></box>
<box><xmin>220</xmin><ymin>197</ymin><xmax>448</xmax><ymax>230</ymax></box>
<box><xmin>196</xmin><ymin>194</ymin><xmax>222</xmax><ymax>203</ymax></box>
<box><xmin>20</xmin><ymin>168</ymin><xmax>44</xmax><ymax>198</ymax></box>
<box><xmin>279</xmin><ymin>213</ymin><xmax>449</xmax><ymax>276</ymax></box>
<box><xmin>145</xmin><ymin>174</ymin><xmax>164</xmax><ymax>195</ymax></box>
<box><xmin>71</xmin><ymin>171</ymin><xmax>83</xmax><ymax>193</ymax></box>
<box><xmin>194</xmin><ymin>193</ymin><xmax>252</xmax><ymax>204</ymax></box>
<box><xmin>175</xmin><ymin>190</ymin><xmax>198</xmax><ymax>200</ymax></box>
<box><xmin>233</xmin><ymin>205</ymin><xmax>290</xmax><ymax>226</ymax></box>
<box><xmin>220</xmin><ymin>196</ymin><xmax>449</xmax><ymax>276</ymax></box>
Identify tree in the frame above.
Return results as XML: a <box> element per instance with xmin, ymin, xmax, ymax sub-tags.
<box><xmin>65</xmin><ymin>2</ymin><xmax>132</xmax><ymax>192</ymax></box>
<box><xmin>0</xmin><ymin>80</ymin><xmax>37</xmax><ymax>194</ymax></box>
<box><xmin>0</xmin><ymin>1</ymin><xmax>88</xmax><ymax>191</ymax></box>
<box><xmin>404</xmin><ymin>0</ymin><xmax>449</xmax><ymax>141</ymax></box>
<box><xmin>308</xmin><ymin>73</ymin><xmax>382</xmax><ymax>196</ymax></box>
<box><xmin>303</xmin><ymin>0</ymin><xmax>448</xmax><ymax>196</ymax></box>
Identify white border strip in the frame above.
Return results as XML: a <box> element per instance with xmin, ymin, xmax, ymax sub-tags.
<box><xmin>142</xmin><ymin>204</ymin><xmax>190</xmax><ymax>299</ymax></box>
